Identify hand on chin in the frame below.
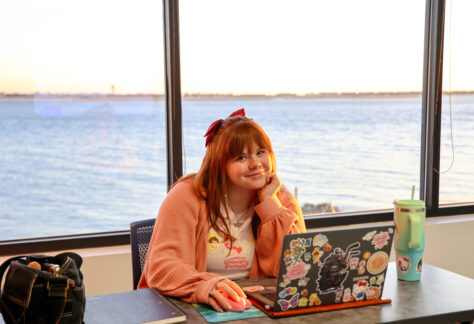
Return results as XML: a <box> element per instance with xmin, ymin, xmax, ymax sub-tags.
<box><xmin>258</xmin><ymin>172</ymin><xmax>282</xmax><ymax>202</ymax></box>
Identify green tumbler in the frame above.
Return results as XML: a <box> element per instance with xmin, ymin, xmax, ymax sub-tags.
<box><xmin>393</xmin><ymin>196</ymin><xmax>425</xmax><ymax>281</ymax></box>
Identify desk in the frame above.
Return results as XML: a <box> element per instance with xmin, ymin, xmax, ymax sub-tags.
<box><xmin>1</xmin><ymin>263</ymin><xmax>472</xmax><ymax>324</ymax></box>
<box><xmin>167</xmin><ymin>263</ymin><xmax>474</xmax><ymax>324</ymax></box>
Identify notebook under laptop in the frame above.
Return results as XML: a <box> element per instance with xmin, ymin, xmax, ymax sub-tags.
<box><xmin>246</xmin><ymin>225</ymin><xmax>394</xmax><ymax>314</ymax></box>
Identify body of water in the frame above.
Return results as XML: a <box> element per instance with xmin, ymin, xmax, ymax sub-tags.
<box><xmin>1</xmin><ymin>95</ymin><xmax>472</xmax><ymax>240</ymax></box>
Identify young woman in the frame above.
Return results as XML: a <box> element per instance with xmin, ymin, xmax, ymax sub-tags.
<box><xmin>138</xmin><ymin>108</ymin><xmax>306</xmax><ymax>312</ymax></box>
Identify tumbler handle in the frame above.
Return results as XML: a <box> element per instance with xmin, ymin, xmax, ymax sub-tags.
<box><xmin>408</xmin><ymin>214</ymin><xmax>421</xmax><ymax>248</ymax></box>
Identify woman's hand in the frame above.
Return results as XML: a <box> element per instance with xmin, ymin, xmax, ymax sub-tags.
<box><xmin>207</xmin><ymin>279</ymin><xmax>247</xmax><ymax>312</ymax></box>
<box><xmin>258</xmin><ymin>172</ymin><xmax>282</xmax><ymax>202</ymax></box>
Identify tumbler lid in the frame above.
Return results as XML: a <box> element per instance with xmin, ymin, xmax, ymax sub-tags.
<box><xmin>393</xmin><ymin>199</ymin><xmax>425</xmax><ymax>209</ymax></box>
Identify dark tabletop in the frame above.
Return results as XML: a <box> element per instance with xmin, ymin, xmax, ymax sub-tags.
<box><xmin>2</xmin><ymin>263</ymin><xmax>472</xmax><ymax>324</ymax></box>
<box><xmin>168</xmin><ymin>263</ymin><xmax>474</xmax><ymax>324</ymax></box>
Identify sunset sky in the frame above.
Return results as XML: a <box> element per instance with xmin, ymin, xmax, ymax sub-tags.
<box><xmin>1</xmin><ymin>0</ymin><xmax>473</xmax><ymax>95</ymax></box>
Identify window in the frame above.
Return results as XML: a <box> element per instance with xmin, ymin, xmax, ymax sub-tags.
<box><xmin>179</xmin><ymin>0</ymin><xmax>425</xmax><ymax>215</ymax></box>
<box><xmin>439</xmin><ymin>0</ymin><xmax>474</xmax><ymax>205</ymax></box>
<box><xmin>1</xmin><ymin>0</ymin><xmax>472</xmax><ymax>254</ymax></box>
<box><xmin>0</xmin><ymin>0</ymin><xmax>166</xmax><ymax>241</ymax></box>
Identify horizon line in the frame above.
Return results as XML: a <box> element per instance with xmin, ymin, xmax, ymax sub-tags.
<box><xmin>1</xmin><ymin>90</ymin><xmax>474</xmax><ymax>99</ymax></box>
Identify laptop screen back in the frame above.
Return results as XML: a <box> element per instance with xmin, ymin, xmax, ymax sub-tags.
<box><xmin>272</xmin><ymin>225</ymin><xmax>394</xmax><ymax>312</ymax></box>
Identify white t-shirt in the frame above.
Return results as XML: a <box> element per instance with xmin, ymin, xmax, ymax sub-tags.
<box><xmin>206</xmin><ymin>206</ymin><xmax>256</xmax><ymax>279</ymax></box>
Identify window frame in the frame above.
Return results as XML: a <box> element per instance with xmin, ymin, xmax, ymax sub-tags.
<box><xmin>1</xmin><ymin>0</ymin><xmax>472</xmax><ymax>256</ymax></box>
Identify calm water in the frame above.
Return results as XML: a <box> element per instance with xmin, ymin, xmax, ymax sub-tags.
<box><xmin>1</xmin><ymin>95</ymin><xmax>473</xmax><ymax>240</ymax></box>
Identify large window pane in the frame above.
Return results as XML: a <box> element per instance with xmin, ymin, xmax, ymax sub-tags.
<box><xmin>0</xmin><ymin>0</ymin><xmax>166</xmax><ymax>240</ymax></box>
<box><xmin>180</xmin><ymin>0</ymin><xmax>424</xmax><ymax>215</ymax></box>
<box><xmin>439</xmin><ymin>0</ymin><xmax>474</xmax><ymax>205</ymax></box>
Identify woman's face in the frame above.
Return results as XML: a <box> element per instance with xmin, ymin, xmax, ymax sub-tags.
<box><xmin>226</xmin><ymin>142</ymin><xmax>271</xmax><ymax>192</ymax></box>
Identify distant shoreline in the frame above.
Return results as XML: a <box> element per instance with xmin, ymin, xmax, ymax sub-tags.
<box><xmin>1</xmin><ymin>90</ymin><xmax>474</xmax><ymax>102</ymax></box>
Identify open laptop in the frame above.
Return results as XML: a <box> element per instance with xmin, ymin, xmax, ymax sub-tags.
<box><xmin>246</xmin><ymin>225</ymin><xmax>394</xmax><ymax>314</ymax></box>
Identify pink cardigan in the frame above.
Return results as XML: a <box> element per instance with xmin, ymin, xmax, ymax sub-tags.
<box><xmin>138</xmin><ymin>177</ymin><xmax>306</xmax><ymax>304</ymax></box>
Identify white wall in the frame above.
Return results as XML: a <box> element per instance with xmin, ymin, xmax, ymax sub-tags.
<box><xmin>422</xmin><ymin>214</ymin><xmax>474</xmax><ymax>277</ymax></box>
<box><xmin>79</xmin><ymin>245</ymin><xmax>134</xmax><ymax>295</ymax></box>
<box><xmin>1</xmin><ymin>214</ymin><xmax>473</xmax><ymax>297</ymax></box>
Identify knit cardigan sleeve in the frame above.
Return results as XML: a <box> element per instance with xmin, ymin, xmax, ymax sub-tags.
<box><xmin>137</xmin><ymin>180</ymin><xmax>225</xmax><ymax>304</ymax></box>
<box><xmin>251</xmin><ymin>185</ymin><xmax>306</xmax><ymax>278</ymax></box>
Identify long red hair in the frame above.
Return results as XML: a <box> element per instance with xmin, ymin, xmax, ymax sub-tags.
<box><xmin>193</xmin><ymin>115</ymin><xmax>276</xmax><ymax>241</ymax></box>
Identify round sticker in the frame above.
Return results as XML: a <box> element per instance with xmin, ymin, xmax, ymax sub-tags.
<box><xmin>366</xmin><ymin>251</ymin><xmax>389</xmax><ymax>274</ymax></box>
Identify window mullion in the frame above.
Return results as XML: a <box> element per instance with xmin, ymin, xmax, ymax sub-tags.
<box><xmin>420</xmin><ymin>0</ymin><xmax>446</xmax><ymax>214</ymax></box>
<box><xmin>163</xmin><ymin>0</ymin><xmax>183</xmax><ymax>188</ymax></box>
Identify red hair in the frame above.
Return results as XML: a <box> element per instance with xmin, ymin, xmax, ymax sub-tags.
<box><xmin>194</xmin><ymin>115</ymin><xmax>276</xmax><ymax>241</ymax></box>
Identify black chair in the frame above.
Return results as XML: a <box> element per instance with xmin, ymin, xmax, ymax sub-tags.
<box><xmin>130</xmin><ymin>218</ymin><xmax>156</xmax><ymax>290</ymax></box>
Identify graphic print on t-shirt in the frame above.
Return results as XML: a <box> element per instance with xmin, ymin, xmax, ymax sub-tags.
<box><xmin>207</xmin><ymin>229</ymin><xmax>255</xmax><ymax>270</ymax></box>
<box><xmin>206</xmin><ymin>206</ymin><xmax>256</xmax><ymax>278</ymax></box>
<box><xmin>208</xmin><ymin>233</ymin><xmax>220</xmax><ymax>255</ymax></box>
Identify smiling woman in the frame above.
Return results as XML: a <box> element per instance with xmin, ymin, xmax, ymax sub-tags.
<box><xmin>138</xmin><ymin>108</ymin><xmax>306</xmax><ymax>312</ymax></box>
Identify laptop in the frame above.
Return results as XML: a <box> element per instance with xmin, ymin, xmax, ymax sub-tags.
<box><xmin>245</xmin><ymin>225</ymin><xmax>394</xmax><ymax>314</ymax></box>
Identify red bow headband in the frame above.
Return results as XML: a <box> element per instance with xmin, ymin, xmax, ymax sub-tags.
<box><xmin>204</xmin><ymin>108</ymin><xmax>246</xmax><ymax>147</ymax></box>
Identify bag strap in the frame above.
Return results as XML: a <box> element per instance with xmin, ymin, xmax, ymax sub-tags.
<box><xmin>0</xmin><ymin>256</ymin><xmax>27</xmax><ymax>290</ymax></box>
<box><xmin>45</xmin><ymin>279</ymin><xmax>69</xmax><ymax>324</ymax></box>
<box><xmin>54</xmin><ymin>252</ymin><xmax>83</xmax><ymax>269</ymax></box>
<box><xmin>0</xmin><ymin>256</ymin><xmax>27</xmax><ymax>323</ymax></box>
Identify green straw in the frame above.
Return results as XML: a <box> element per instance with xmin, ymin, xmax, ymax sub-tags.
<box><xmin>411</xmin><ymin>185</ymin><xmax>415</xmax><ymax>200</ymax></box>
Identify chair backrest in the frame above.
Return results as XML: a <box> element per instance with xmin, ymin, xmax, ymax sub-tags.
<box><xmin>130</xmin><ymin>218</ymin><xmax>156</xmax><ymax>290</ymax></box>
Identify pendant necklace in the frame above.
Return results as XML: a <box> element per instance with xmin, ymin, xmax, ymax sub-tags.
<box><xmin>232</xmin><ymin>207</ymin><xmax>250</xmax><ymax>228</ymax></box>
<box><xmin>225</xmin><ymin>193</ymin><xmax>254</xmax><ymax>229</ymax></box>
<box><xmin>233</xmin><ymin>213</ymin><xmax>244</xmax><ymax>228</ymax></box>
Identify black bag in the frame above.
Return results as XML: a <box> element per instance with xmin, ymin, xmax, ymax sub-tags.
<box><xmin>0</xmin><ymin>252</ymin><xmax>85</xmax><ymax>324</ymax></box>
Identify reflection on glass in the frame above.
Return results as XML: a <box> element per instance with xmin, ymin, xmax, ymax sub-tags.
<box><xmin>180</xmin><ymin>0</ymin><xmax>425</xmax><ymax>214</ymax></box>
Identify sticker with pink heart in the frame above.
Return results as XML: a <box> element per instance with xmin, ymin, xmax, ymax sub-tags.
<box><xmin>371</xmin><ymin>231</ymin><xmax>390</xmax><ymax>250</ymax></box>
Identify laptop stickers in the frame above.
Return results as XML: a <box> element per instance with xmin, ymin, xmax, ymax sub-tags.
<box><xmin>273</xmin><ymin>226</ymin><xmax>394</xmax><ymax>312</ymax></box>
